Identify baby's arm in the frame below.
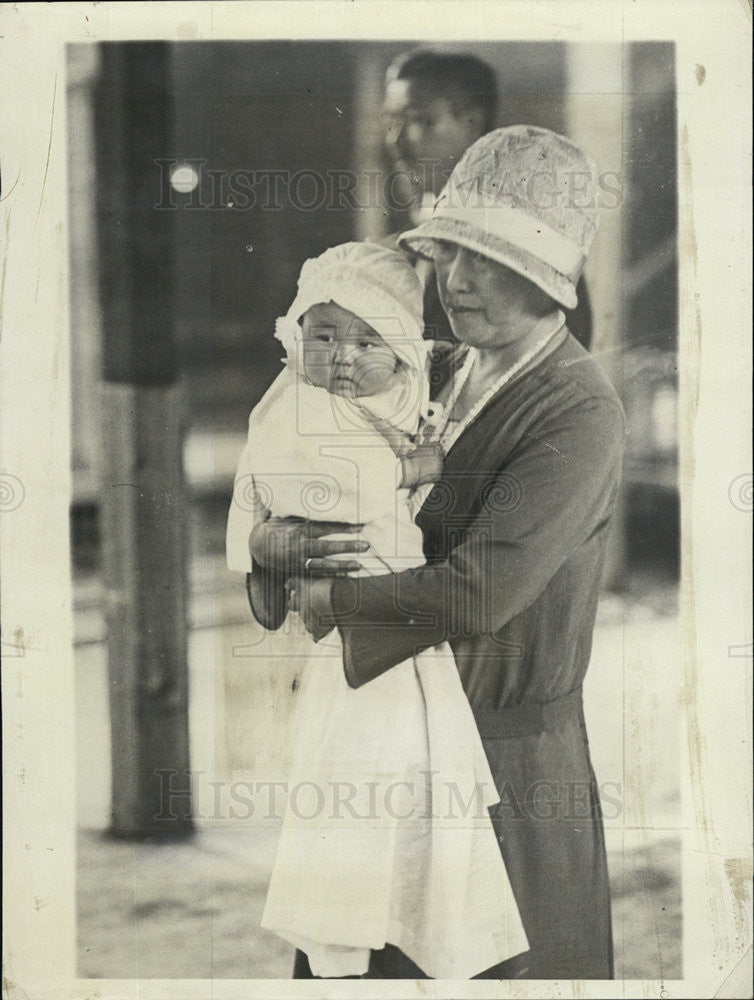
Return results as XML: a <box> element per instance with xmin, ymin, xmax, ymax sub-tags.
<box><xmin>360</xmin><ymin>412</ymin><xmax>444</xmax><ymax>491</ymax></box>
<box><xmin>398</xmin><ymin>443</ymin><xmax>445</xmax><ymax>490</ymax></box>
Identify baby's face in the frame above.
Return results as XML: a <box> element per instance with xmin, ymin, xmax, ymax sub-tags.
<box><xmin>301</xmin><ymin>301</ymin><xmax>401</xmax><ymax>398</ymax></box>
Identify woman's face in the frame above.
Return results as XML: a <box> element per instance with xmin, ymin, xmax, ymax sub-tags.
<box><xmin>301</xmin><ymin>301</ymin><xmax>401</xmax><ymax>398</ymax></box>
<box><xmin>433</xmin><ymin>241</ymin><xmax>553</xmax><ymax>351</ymax></box>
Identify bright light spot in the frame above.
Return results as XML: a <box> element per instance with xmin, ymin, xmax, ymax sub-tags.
<box><xmin>170</xmin><ymin>163</ymin><xmax>200</xmax><ymax>193</ymax></box>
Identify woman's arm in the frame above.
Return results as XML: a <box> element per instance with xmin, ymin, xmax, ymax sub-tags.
<box><xmin>329</xmin><ymin>395</ymin><xmax>625</xmax><ymax>686</ymax></box>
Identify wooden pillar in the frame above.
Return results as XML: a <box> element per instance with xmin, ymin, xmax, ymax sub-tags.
<box><xmin>68</xmin><ymin>45</ymin><xmax>103</xmax><ymax>506</ymax></box>
<box><xmin>95</xmin><ymin>43</ymin><xmax>193</xmax><ymax>837</ymax></box>
<box><xmin>352</xmin><ymin>43</ymin><xmax>391</xmax><ymax>244</ymax></box>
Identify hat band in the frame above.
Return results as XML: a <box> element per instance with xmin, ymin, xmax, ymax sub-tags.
<box><xmin>432</xmin><ymin>202</ymin><xmax>585</xmax><ymax>280</ymax></box>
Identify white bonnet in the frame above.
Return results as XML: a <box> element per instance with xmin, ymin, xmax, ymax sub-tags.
<box><xmin>275</xmin><ymin>241</ymin><xmax>427</xmax><ymax>373</ymax></box>
<box><xmin>274</xmin><ymin>241</ymin><xmax>431</xmax><ymax>433</ymax></box>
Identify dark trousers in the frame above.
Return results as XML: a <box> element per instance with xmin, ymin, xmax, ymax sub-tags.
<box><xmin>292</xmin><ymin>946</ymin><xmax>531</xmax><ymax>980</ymax></box>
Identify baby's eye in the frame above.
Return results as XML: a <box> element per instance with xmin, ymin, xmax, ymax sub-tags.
<box><xmin>358</xmin><ymin>340</ymin><xmax>375</xmax><ymax>350</ymax></box>
<box><xmin>314</xmin><ymin>333</ymin><xmax>332</xmax><ymax>343</ymax></box>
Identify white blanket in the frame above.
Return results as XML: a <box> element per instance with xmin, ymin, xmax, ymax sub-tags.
<box><xmin>227</xmin><ymin>372</ymin><xmax>528</xmax><ymax>977</ymax></box>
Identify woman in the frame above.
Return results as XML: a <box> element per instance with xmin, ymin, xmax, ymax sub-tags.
<box><xmin>249</xmin><ymin>125</ymin><xmax>624</xmax><ymax>980</ymax></box>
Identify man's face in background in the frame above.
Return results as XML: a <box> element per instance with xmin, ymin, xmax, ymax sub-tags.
<box><xmin>382</xmin><ymin>78</ymin><xmax>484</xmax><ymax>197</ymax></box>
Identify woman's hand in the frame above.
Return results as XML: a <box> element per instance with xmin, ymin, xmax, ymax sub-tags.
<box><xmin>286</xmin><ymin>576</ymin><xmax>335</xmax><ymax>642</ymax></box>
<box><xmin>249</xmin><ymin>515</ymin><xmax>369</xmax><ymax>578</ymax></box>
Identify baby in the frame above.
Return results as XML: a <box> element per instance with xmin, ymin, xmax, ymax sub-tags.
<box><xmin>226</xmin><ymin>241</ymin><xmax>527</xmax><ymax>979</ymax></box>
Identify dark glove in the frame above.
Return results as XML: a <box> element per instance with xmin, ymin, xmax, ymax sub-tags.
<box><xmin>249</xmin><ymin>515</ymin><xmax>369</xmax><ymax>578</ymax></box>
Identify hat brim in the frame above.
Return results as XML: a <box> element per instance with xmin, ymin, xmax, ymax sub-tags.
<box><xmin>398</xmin><ymin>218</ymin><xmax>579</xmax><ymax>311</ymax></box>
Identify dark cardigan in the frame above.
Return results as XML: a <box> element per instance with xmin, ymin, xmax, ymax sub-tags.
<box><xmin>328</xmin><ymin>332</ymin><xmax>624</xmax><ymax>978</ymax></box>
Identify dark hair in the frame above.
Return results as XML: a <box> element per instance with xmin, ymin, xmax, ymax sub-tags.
<box><xmin>386</xmin><ymin>48</ymin><xmax>498</xmax><ymax>134</ymax></box>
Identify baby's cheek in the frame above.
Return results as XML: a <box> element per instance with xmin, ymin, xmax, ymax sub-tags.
<box><xmin>302</xmin><ymin>349</ymin><xmax>333</xmax><ymax>389</ymax></box>
<box><xmin>303</xmin><ymin>364</ymin><xmax>331</xmax><ymax>389</ymax></box>
<box><xmin>355</xmin><ymin>357</ymin><xmax>394</xmax><ymax>394</ymax></box>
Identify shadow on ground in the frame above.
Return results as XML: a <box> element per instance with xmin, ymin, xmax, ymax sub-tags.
<box><xmin>77</xmin><ymin>824</ymin><xmax>681</xmax><ymax>980</ymax></box>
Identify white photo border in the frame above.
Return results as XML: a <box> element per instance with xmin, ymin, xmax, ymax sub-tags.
<box><xmin>1</xmin><ymin>2</ymin><xmax>751</xmax><ymax>998</ymax></box>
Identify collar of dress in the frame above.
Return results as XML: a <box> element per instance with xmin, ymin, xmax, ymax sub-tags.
<box><xmin>424</xmin><ymin>309</ymin><xmax>567</xmax><ymax>454</ymax></box>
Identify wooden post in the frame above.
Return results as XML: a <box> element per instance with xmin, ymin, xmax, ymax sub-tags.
<box><xmin>68</xmin><ymin>46</ymin><xmax>103</xmax><ymax>507</ymax></box>
<box><xmin>352</xmin><ymin>43</ymin><xmax>390</xmax><ymax>244</ymax></box>
<box><xmin>95</xmin><ymin>43</ymin><xmax>193</xmax><ymax>837</ymax></box>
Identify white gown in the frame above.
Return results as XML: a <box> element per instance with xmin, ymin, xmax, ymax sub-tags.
<box><xmin>226</xmin><ymin>370</ymin><xmax>528</xmax><ymax>978</ymax></box>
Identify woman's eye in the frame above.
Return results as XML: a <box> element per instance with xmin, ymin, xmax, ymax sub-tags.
<box><xmin>434</xmin><ymin>240</ymin><xmax>456</xmax><ymax>259</ymax></box>
<box><xmin>315</xmin><ymin>334</ymin><xmax>332</xmax><ymax>343</ymax></box>
<box><xmin>358</xmin><ymin>340</ymin><xmax>374</xmax><ymax>350</ymax></box>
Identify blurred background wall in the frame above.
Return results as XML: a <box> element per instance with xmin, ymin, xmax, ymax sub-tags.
<box><xmin>69</xmin><ymin>39</ymin><xmax>678</xmax><ymax>588</ymax></box>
